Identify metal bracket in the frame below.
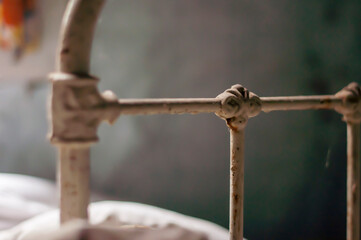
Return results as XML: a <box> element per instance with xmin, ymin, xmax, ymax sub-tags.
<box><xmin>335</xmin><ymin>82</ymin><xmax>361</xmax><ymax>123</ymax></box>
<box><xmin>216</xmin><ymin>84</ymin><xmax>261</xmax><ymax>131</ymax></box>
<box><xmin>48</xmin><ymin>72</ymin><xmax>119</xmax><ymax>146</ymax></box>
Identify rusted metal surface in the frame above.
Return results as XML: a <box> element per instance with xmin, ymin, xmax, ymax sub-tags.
<box><xmin>229</xmin><ymin>129</ymin><xmax>244</xmax><ymax>240</ymax></box>
<box><xmin>215</xmin><ymin>85</ymin><xmax>260</xmax><ymax>240</ymax></box>
<box><xmin>50</xmin><ymin>77</ymin><xmax>361</xmax><ymax>147</ymax></box>
<box><xmin>50</xmin><ymin>0</ymin><xmax>361</xmax><ymax>238</ymax></box>
<box><xmin>115</xmin><ymin>98</ymin><xmax>221</xmax><ymax>115</ymax></box>
<box><xmin>333</xmin><ymin>82</ymin><xmax>361</xmax><ymax>240</ymax></box>
<box><xmin>335</xmin><ymin>82</ymin><xmax>361</xmax><ymax>123</ymax></box>
<box><xmin>261</xmin><ymin>95</ymin><xmax>342</xmax><ymax>112</ymax></box>
<box><xmin>52</xmin><ymin>0</ymin><xmax>105</xmax><ymax>224</ymax></box>
<box><xmin>335</xmin><ymin>83</ymin><xmax>361</xmax><ymax>240</ymax></box>
<box><xmin>115</xmin><ymin>94</ymin><xmax>345</xmax><ymax>116</ymax></box>
<box><xmin>346</xmin><ymin>123</ymin><xmax>360</xmax><ymax>240</ymax></box>
<box><xmin>48</xmin><ymin>73</ymin><xmax>119</xmax><ymax>146</ymax></box>
<box><xmin>58</xmin><ymin>146</ymin><xmax>90</xmax><ymax>223</ymax></box>
<box><xmin>57</xmin><ymin>0</ymin><xmax>105</xmax><ymax>74</ymax></box>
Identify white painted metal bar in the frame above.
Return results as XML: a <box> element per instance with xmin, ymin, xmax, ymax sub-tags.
<box><xmin>58</xmin><ymin>146</ymin><xmax>90</xmax><ymax>223</ymax></box>
<box><xmin>116</xmin><ymin>98</ymin><xmax>221</xmax><ymax>115</ymax></box>
<box><xmin>229</xmin><ymin>128</ymin><xmax>245</xmax><ymax>240</ymax></box>
<box><xmin>57</xmin><ymin>0</ymin><xmax>105</xmax><ymax>74</ymax></box>
<box><xmin>347</xmin><ymin>123</ymin><xmax>360</xmax><ymax>240</ymax></box>
<box><xmin>261</xmin><ymin>95</ymin><xmax>343</xmax><ymax>112</ymax></box>
<box><xmin>110</xmin><ymin>95</ymin><xmax>344</xmax><ymax>116</ymax></box>
<box><xmin>52</xmin><ymin>1</ymin><xmax>361</xmax><ymax>239</ymax></box>
<box><xmin>55</xmin><ymin>0</ymin><xmax>105</xmax><ymax>224</ymax></box>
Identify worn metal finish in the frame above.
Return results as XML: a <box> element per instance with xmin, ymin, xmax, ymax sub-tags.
<box><xmin>50</xmin><ymin>0</ymin><xmax>361</xmax><ymax>238</ymax></box>
<box><xmin>114</xmin><ymin>94</ymin><xmax>344</xmax><ymax>116</ymax></box>
<box><xmin>49</xmin><ymin>73</ymin><xmax>119</xmax><ymax>146</ymax></box>
<box><xmin>58</xmin><ymin>146</ymin><xmax>90</xmax><ymax>223</ymax></box>
<box><xmin>115</xmin><ymin>98</ymin><xmax>221</xmax><ymax>115</ymax></box>
<box><xmin>229</xmin><ymin>129</ymin><xmax>244</xmax><ymax>240</ymax></box>
<box><xmin>261</xmin><ymin>95</ymin><xmax>343</xmax><ymax>112</ymax></box>
<box><xmin>215</xmin><ymin>85</ymin><xmax>260</xmax><ymax>240</ymax></box>
<box><xmin>334</xmin><ymin>83</ymin><xmax>361</xmax><ymax>240</ymax></box>
<box><xmin>346</xmin><ymin>123</ymin><xmax>360</xmax><ymax>240</ymax></box>
<box><xmin>335</xmin><ymin>82</ymin><xmax>361</xmax><ymax>123</ymax></box>
<box><xmin>57</xmin><ymin>0</ymin><xmax>105</xmax><ymax>74</ymax></box>
<box><xmin>52</xmin><ymin>0</ymin><xmax>105</xmax><ymax>224</ymax></box>
<box><xmin>50</xmin><ymin>78</ymin><xmax>361</xmax><ymax>147</ymax></box>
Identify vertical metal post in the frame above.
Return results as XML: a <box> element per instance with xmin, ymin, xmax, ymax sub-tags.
<box><xmin>53</xmin><ymin>0</ymin><xmax>105</xmax><ymax>224</ymax></box>
<box><xmin>347</xmin><ymin>123</ymin><xmax>360</xmax><ymax>240</ymax></box>
<box><xmin>229</xmin><ymin>128</ymin><xmax>245</xmax><ymax>240</ymax></box>
<box><xmin>216</xmin><ymin>85</ymin><xmax>260</xmax><ymax>240</ymax></box>
<box><xmin>58</xmin><ymin>146</ymin><xmax>90</xmax><ymax>223</ymax></box>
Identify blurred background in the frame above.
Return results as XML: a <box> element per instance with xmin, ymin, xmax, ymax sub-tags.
<box><xmin>0</xmin><ymin>0</ymin><xmax>361</xmax><ymax>239</ymax></box>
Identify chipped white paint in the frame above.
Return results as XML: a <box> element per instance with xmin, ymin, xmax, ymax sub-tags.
<box><xmin>51</xmin><ymin>1</ymin><xmax>360</xmax><ymax>240</ymax></box>
<box><xmin>229</xmin><ymin>129</ymin><xmax>244</xmax><ymax>240</ymax></box>
<box><xmin>53</xmin><ymin>0</ymin><xmax>105</xmax><ymax>224</ymax></box>
<box><xmin>58</xmin><ymin>146</ymin><xmax>90</xmax><ymax>223</ymax></box>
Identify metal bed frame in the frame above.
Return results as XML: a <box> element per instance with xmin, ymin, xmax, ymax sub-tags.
<box><xmin>48</xmin><ymin>1</ymin><xmax>361</xmax><ymax>239</ymax></box>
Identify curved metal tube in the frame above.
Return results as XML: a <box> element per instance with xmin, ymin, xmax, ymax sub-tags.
<box><xmin>55</xmin><ymin>0</ymin><xmax>105</xmax><ymax>223</ymax></box>
<box><xmin>56</xmin><ymin>0</ymin><xmax>105</xmax><ymax>74</ymax></box>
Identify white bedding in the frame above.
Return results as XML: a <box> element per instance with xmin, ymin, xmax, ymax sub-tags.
<box><xmin>0</xmin><ymin>201</ymin><xmax>229</xmax><ymax>240</ymax></box>
<box><xmin>0</xmin><ymin>174</ymin><xmax>57</xmax><ymax>230</ymax></box>
<box><xmin>22</xmin><ymin>220</ymin><xmax>210</xmax><ymax>240</ymax></box>
<box><xmin>0</xmin><ymin>174</ymin><xmax>231</xmax><ymax>240</ymax></box>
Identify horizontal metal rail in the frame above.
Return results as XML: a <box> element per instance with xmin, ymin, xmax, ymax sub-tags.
<box><xmin>112</xmin><ymin>95</ymin><xmax>344</xmax><ymax>116</ymax></box>
<box><xmin>116</xmin><ymin>98</ymin><xmax>221</xmax><ymax>115</ymax></box>
<box><xmin>53</xmin><ymin>1</ymin><xmax>360</xmax><ymax>240</ymax></box>
<box><xmin>261</xmin><ymin>95</ymin><xmax>343</xmax><ymax>112</ymax></box>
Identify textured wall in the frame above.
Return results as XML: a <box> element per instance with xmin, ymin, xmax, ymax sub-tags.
<box><xmin>0</xmin><ymin>0</ymin><xmax>360</xmax><ymax>239</ymax></box>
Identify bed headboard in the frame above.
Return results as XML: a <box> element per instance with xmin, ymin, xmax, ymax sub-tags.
<box><xmin>48</xmin><ymin>1</ymin><xmax>361</xmax><ymax>240</ymax></box>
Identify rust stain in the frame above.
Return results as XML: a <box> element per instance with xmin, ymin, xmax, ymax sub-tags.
<box><xmin>70</xmin><ymin>190</ymin><xmax>78</xmax><ymax>196</ymax></box>
<box><xmin>63</xmin><ymin>182</ymin><xmax>74</xmax><ymax>188</ymax></box>
<box><xmin>319</xmin><ymin>97</ymin><xmax>332</xmax><ymax>109</ymax></box>
<box><xmin>79</xmin><ymin>165</ymin><xmax>90</xmax><ymax>172</ymax></box>
<box><xmin>233</xmin><ymin>194</ymin><xmax>239</xmax><ymax>204</ymax></box>
<box><xmin>233</xmin><ymin>209</ymin><xmax>238</xmax><ymax>225</ymax></box>
<box><xmin>61</xmin><ymin>48</ymin><xmax>70</xmax><ymax>55</ymax></box>
<box><xmin>352</xmin><ymin>183</ymin><xmax>356</xmax><ymax>193</ymax></box>
<box><xmin>226</xmin><ymin>118</ymin><xmax>239</xmax><ymax>132</ymax></box>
